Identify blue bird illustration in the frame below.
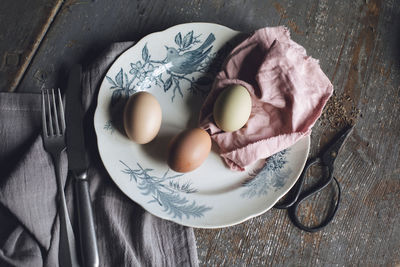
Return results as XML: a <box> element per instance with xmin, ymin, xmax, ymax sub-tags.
<box><xmin>164</xmin><ymin>33</ymin><xmax>216</xmax><ymax>74</ymax></box>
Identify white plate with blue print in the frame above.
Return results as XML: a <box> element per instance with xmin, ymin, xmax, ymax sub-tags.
<box><xmin>94</xmin><ymin>23</ymin><xmax>310</xmax><ymax>228</ymax></box>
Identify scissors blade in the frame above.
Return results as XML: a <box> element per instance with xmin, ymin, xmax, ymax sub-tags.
<box><xmin>322</xmin><ymin>125</ymin><xmax>354</xmax><ymax>166</ymax></box>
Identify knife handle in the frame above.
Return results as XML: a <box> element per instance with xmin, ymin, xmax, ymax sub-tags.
<box><xmin>75</xmin><ymin>176</ymin><xmax>99</xmax><ymax>267</ymax></box>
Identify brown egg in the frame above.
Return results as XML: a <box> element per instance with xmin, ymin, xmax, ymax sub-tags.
<box><xmin>123</xmin><ymin>92</ymin><xmax>162</xmax><ymax>144</ymax></box>
<box><xmin>168</xmin><ymin>128</ymin><xmax>212</xmax><ymax>173</ymax></box>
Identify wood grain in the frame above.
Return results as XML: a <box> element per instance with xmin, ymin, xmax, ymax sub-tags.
<box><xmin>1</xmin><ymin>0</ymin><xmax>399</xmax><ymax>265</ymax></box>
<box><xmin>0</xmin><ymin>0</ymin><xmax>63</xmax><ymax>92</ymax></box>
<box><xmin>196</xmin><ymin>0</ymin><xmax>400</xmax><ymax>265</ymax></box>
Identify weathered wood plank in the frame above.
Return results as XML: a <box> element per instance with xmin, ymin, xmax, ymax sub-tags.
<box><xmin>197</xmin><ymin>0</ymin><xmax>400</xmax><ymax>265</ymax></box>
<box><xmin>16</xmin><ymin>0</ymin><xmax>283</xmax><ymax>92</ymax></box>
<box><xmin>0</xmin><ymin>0</ymin><xmax>63</xmax><ymax>92</ymax></box>
<box><xmin>6</xmin><ymin>0</ymin><xmax>400</xmax><ymax>265</ymax></box>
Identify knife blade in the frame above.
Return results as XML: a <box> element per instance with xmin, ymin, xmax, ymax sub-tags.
<box><xmin>66</xmin><ymin>65</ymin><xmax>88</xmax><ymax>172</ymax></box>
<box><xmin>66</xmin><ymin>64</ymin><xmax>99</xmax><ymax>267</ymax></box>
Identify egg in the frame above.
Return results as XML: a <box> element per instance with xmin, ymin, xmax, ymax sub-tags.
<box><xmin>213</xmin><ymin>84</ymin><xmax>252</xmax><ymax>132</ymax></box>
<box><xmin>168</xmin><ymin>128</ymin><xmax>211</xmax><ymax>173</ymax></box>
<box><xmin>123</xmin><ymin>91</ymin><xmax>162</xmax><ymax>144</ymax></box>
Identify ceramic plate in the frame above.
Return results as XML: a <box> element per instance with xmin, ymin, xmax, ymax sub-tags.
<box><xmin>94</xmin><ymin>23</ymin><xmax>310</xmax><ymax>228</ymax></box>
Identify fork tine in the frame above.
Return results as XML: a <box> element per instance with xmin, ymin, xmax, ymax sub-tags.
<box><xmin>51</xmin><ymin>89</ymin><xmax>60</xmax><ymax>136</ymax></box>
<box><xmin>46</xmin><ymin>89</ymin><xmax>54</xmax><ymax>135</ymax></box>
<box><xmin>41</xmin><ymin>90</ymin><xmax>48</xmax><ymax>136</ymax></box>
<box><xmin>57</xmin><ymin>88</ymin><xmax>66</xmax><ymax>133</ymax></box>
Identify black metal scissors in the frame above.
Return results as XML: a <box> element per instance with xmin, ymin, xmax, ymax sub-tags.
<box><xmin>274</xmin><ymin>126</ymin><xmax>354</xmax><ymax>232</ymax></box>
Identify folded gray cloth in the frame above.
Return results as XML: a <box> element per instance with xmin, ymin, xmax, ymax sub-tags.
<box><xmin>0</xmin><ymin>42</ymin><xmax>199</xmax><ymax>267</ymax></box>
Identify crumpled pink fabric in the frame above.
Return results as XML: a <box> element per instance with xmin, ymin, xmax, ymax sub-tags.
<box><xmin>199</xmin><ymin>26</ymin><xmax>333</xmax><ymax>171</ymax></box>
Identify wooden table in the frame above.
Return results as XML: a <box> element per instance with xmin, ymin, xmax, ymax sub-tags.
<box><xmin>2</xmin><ymin>0</ymin><xmax>399</xmax><ymax>265</ymax></box>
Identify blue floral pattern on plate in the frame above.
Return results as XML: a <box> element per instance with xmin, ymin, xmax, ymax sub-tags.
<box><xmin>120</xmin><ymin>161</ymin><xmax>212</xmax><ymax>219</ymax></box>
<box><xmin>106</xmin><ymin>31</ymin><xmax>217</xmax><ymax>103</ymax></box>
<box><xmin>241</xmin><ymin>150</ymin><xmax>292</xmax><ymax>199</ymax></box>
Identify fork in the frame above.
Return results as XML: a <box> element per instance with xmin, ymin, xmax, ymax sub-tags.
<box><xmin>41</xmin><ymin>88</ymin><xmax>80</xmax><ymax>267</ymax></box>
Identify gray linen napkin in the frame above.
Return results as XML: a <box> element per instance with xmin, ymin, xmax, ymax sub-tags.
<box><xmin>0</xmin><ymin>42</ymin><xmax>199</xmax><ymax>267</ymax></box>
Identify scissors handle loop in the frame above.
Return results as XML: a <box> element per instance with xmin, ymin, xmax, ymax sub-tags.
<box><xmin>274</xmin><ymin>158</ymin><xmax>341</xmax><ymax>232</ymax></box>
<box><xmin>289</xmin><ymin>175</ymin><xmax>341</xmax><ymax>232</ymax></box>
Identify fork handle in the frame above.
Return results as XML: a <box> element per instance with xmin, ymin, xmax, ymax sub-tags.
<box><xmin>74</xmin><ymin>174</ymin><xmax>99</xmax><ymax>267</ymax></box>
<box><xmin>58</xmin><ymin>192</ymin><xmax>80</xmax><ymax>267</ymax></box>
<box><xmin>54</xmin><ymin>156</ymin><xmax>80</xmax><ymax>267</ymax></box>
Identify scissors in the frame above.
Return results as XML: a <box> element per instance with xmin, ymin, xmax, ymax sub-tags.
<box><xmin>274</xmin><ymin>126</ymin><xmax>354</xmax><ymax>232</ymax></box>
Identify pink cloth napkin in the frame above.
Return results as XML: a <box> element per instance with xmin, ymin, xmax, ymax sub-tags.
<box><xmin>199</xmin><ymin>26</ymin><xmax>333</xmax><ymax>171</ymax></box>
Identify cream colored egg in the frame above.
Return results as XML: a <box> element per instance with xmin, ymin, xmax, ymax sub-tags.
<box><xmin>123</xmin><ymin>92</ymin><xmax>162</xmax><ymax>144</ymax></box>
<box><xmin>213</xmin><ymin>84</ymin><xmax>252</xmax><ymax>132</ymax></box>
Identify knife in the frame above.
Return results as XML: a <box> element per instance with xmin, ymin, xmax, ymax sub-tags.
<box><xmin>66</xmin><ymin>64</ymin><xmax>99</xmax><ymax>267</ymax></box>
